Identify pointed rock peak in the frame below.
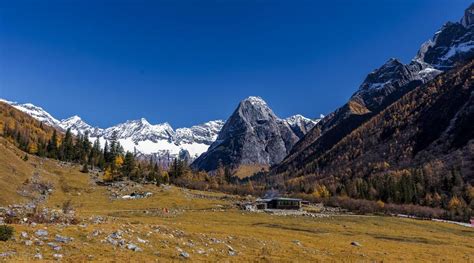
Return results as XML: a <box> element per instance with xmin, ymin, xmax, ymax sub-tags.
<box><xmin>461</xmin><ymin>3</ymin><xmax>474</xmax><ymax>27</ymax></box>
<box><xmin>63</xmin><ymin>115</ymin><xmax>82</xmax><ymax>122</ymax></box>
<box><xmin>285</xmin><ymin>114</ymin><xmax>308</xmax><ymax>122</ymax></box>
<box><xmin>242</xmin><ymin>96</ymin><xmax>268</xmax><ymax>106</ymax></box>
<box><xmin>382</xmin><ymin>58</ymin><xmax>403</xmax><ymax>67</ymax></box>
<box><xmin>139</xmin><ymin>117</ymin><xmax>150</xmax><ymax>125</ymax></box>
<box><xmin>125</xmin><ymin>117</ymin><xmax>150</xmax><ymax>126</ymax></box>
<box><xmin>156</xmin><ymin>122</ymin><xmax>173</xmax><ymax>129</ymax></box>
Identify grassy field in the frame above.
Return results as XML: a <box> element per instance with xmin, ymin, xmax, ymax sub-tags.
<box><xmin>0</xmin><ymin>139</ymin><xmax>473</xmax><ymax>262</ymax></box>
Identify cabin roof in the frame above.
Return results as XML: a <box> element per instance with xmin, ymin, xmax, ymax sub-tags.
<box><xmin>257</xmin><ymin>197</ymin><xmax>302</xmax><ymax>202</ymax></box>
<box><xmin>271</xmin><ymin>197</ymin><xmax>302</xmax><ymax>201</ymax></box>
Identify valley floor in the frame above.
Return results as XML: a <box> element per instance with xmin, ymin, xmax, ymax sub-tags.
<box><xmin>0</xmin><ymin>141</ymin><xmax>473</xmax><ymax>262</ymax></box>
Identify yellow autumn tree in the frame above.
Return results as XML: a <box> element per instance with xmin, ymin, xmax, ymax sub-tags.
<box><xmin>376</xmin><ymin>200</ymin><xmax>385</xmax><ymax>209</ymax></box>
<box><xmin>103</xmin><ymin>166</ymin><xmax>113</xmax><ymax>182</ymax></box>
<box><xmin>114</xmin><ymin>155</ymin><xmax>124</xmax><ymax>167</ymax></box>
<box><xmin>27</xmin><ymin>142</ymin><xmax>38</xmax><ymax>154</ymax></box>
<box><xmin>313</xmin><ymin>184</ymin><xmax>330</xmax><ymax>198</ymax></box>
<box><xmin>448</xmin><ymin>196</ymin><xmax>463</xmax><ymax>210</ymax></box>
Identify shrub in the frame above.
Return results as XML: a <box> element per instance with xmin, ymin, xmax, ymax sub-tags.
<box><xmin>0</xmin><ymin>225</ymin><xmax>14</xmax><ymax>241</ymax></box>
<box><xmin>62</xmin><ymin>199</ymin><xmax>74</xmax><ymax>214</ymax></box>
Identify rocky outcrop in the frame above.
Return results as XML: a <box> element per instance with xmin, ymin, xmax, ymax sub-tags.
<box><xmin>192</xmin><ymin>97</ymin><xmax>318</xmax><ymax>172</ymax></box>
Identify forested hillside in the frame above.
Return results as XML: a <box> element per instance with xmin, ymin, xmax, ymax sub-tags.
<box><xmin>258</xmin><ymin>61</ymin><xmax>474</xmax><ymax>220</ymax></box>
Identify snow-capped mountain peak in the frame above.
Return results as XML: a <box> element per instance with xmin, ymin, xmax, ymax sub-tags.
<box><xmin>2</xmin><ymin>100</ymin><xmax>60</xmax><ymax>127</ymax></box>
<box><xmin>414</xmin><ymin>4</ymin><xmax>474</xmax><ymax>70</ymax></box>
<box><xmin>59</xmin><ymin>115</ymin><xmax>103</xmax><ymax>136</ymax></box>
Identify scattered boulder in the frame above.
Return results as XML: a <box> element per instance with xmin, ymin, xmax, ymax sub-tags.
<box><xmin>35</xmin><ymin>229</ymin><xmax>48</xmax><ymax>237</ymax></box>
<box><xmin>48</xmin><ymin>242</ymin><xmax>62</xmax><ymax>251</ymax></box>
<box><xmin>20</xmin><ymin>232</ymin><xmax>28</xmax><ymax>239</ymax></box>
<box><xmin>127</xmin><ymin>243</ymin><xmax>142</xmax><ymax>252</ymax></box>
<box><xmin>34</xmin><ymin>253</ymin><xmax>43</xmax><ymax>260</ymax></box>
<box><xmin>351</xmin><ymin>241</ymin><xmax>362</xmax><ymax>247</ymax></box>
<box><xmin>53</xmin><ymin>254</ymin><xmax>63</xmax><ymax>259</ymax></box>
<box><xmin>55</xmin><ymin>234</ymin><xmax>73</xmax><ymax>243</ymax></box>
<box><xmin>180</xmin><ymin>251</ymin><xmax>190</xmax><ymax>258</ymax></box>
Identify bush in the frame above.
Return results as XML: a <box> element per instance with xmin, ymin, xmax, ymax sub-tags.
<box><xmin>0</xmin><ymin>225</ymin><xmax>14</xmax><ymax>241</ymax></box>
<box><xmin>62</xmin><ymin>199</ymin><xmax>74</xmax><ymax>214</ymax></box>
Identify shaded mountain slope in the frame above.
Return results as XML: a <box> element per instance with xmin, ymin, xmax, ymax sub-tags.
<box><xmin>274</xmin><ymin>60</ymin><xmax>474</xmax><ymax>184</ymax></box>
<box><xmin>275</xmin><ymin>5</ymin><xmax>474</xmax><ymax>174</ymax></box>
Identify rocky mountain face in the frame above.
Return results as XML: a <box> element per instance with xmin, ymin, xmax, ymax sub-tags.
<box><xmin>192</xmin><ymin>97</ymin><xmax>319</xmax><ymax>172</ymax></box>
<box><xmin>275</xmin><ymin>5</ymin><xmax>474</xmax><ymax>174</ymax></box>
<box><xmin>272</xmin><ymin>60</ymin><xmax>474</xmax><ymax>184</ymax></box>
<box><xmin>416</xmin><ymin>3</ymin><xmax>474</xmax><ymax>70</ymax></box>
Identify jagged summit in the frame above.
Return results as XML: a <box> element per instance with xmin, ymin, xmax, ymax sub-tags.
<box><xmin>0</xmin><ymin>98</ymin><xmax>225</xmax><ymax>162</ymax></box>
<box><xmin>242</xmin><ymin>96</ymin><xmax>268</xmax><ymax>106</ymax></box>
<box><xmin>414</xmin><ymin>5</ymin><xmax>474</xmax><ymax>70</ymax></box>
<box><xmin>192</xmin><ymin>96</ymin><xmax>318</xmax><ymax>172</ymax></box>
<box><xmin>275</xmin><ymin>3</ymin><xmax>474</xmax><ymax>175</ymax></box>
<box><xmin>59</xmin><ymin>115</ymin><xmax>103</xmax><ymax>137</ymax></box>
<box><xmin>461</xmin><ymin>3</ymin><xmax>474</xmax><ymax>28</ymax></box>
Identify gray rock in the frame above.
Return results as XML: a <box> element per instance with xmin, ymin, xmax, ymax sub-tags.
<box><xmin>55</xmin><ymin>234</ymin><xmax>73</xmax><ymax>243</ymax></box>
<box><xmin>34</xmin><ymin>253</ymin><xmax>43</xmax><ymax>260</ymax></box>
<box><xmin>53</xmin><ymin>254</ymin><xmax>63</xmax><ymax>259</ymax></box>
<box><xmin>24</xmin><ymin>240</ymin><xmax>33</xmax><ymax>246</ymax></box>
<box><xmin>180</xmin><ymin>251</ymin><xmax>190</xmax><ymax>258</ymax></box>
<box><xmin>35</xmin><ymin>229</ymin><xmax>48</xmax><ymax>237</ymax></box>
<box><xmin>48</xmin><ymin>242</ymin><xmax>62</xmax><ymax>251</ymax></box>
<box><xmin>35</xmin><ymin>240</ymin><xmax>44</xmax><ymax>246</ymax></box>
<box><xmin>20</xmin><ymin>232</ymin><xmax>28</xmax><ymax>239</ymax></box>
<box><xmin>127</xmin><ymin>243</ymin><xmax>142</xmax><ymax>252</ymax></box>
<box><xmin>351</xmin><ymin>241</ymin><xmax>362</xmax><ymax>247</ymax></box>
<box><xmin>0</xmin><ymin>251</ymin><xmax>15</xmax><ymax>257</ymax></box>
<box><xmin>106</xmin><ymin>237</ymin><xmax>118</xmax><ymax>246</ymax></box>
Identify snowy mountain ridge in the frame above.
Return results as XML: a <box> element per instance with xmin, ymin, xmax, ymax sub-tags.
<box><xmin>1</xmin><ymin>98</ymin><xmax>317</xmax><ymax>162</ymax></box>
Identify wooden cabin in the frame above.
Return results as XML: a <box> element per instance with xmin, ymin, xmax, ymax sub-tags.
<box><xmin>264</xmin><ymin>198</ymin><xmax>302</xmax><ymax>210</ymax></box>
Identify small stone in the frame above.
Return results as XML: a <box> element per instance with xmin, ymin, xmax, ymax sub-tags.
<box><xmin>24</xmin><ymin>240</ymin><xmax>33</xmax><ymax>246</ymax></box>
<box><xmin>35</xmin><ymin>230</ymin><xmax>48</xmax><ymax>237</ymax></box>
<box><xmin>292</xmin><ymin>240</ymin><xmax>302</xmax><ymax>246</ymax></box>
<box><xmin>0</xmin><ymin>251</ymin><xmax>15</xmax><ymax>257</ymax></box>
<box><xmin>351</xmin><ymin>241</ymin><xmax>362</xmax><ymax>247</ymax></box>
<box><xmin>20</xmin><ymin>232</ymin><xmax>29</xmax><ymax>238</ymax></box>
<box><xmin>137</xmin><ymin>237</ymin><xmax>148</xmax><ymax>244</ymax></box>
<box><xmin>106</xmin><ymin>237</ymin><xmax>118</xmax><ymax>246</ymax></box>
<box><xmin>92</xmin><ymin>230</ymin><xmax>101</xmax><ymax>237</ymax></box>
<box><xmin>180</xmin><ymin>251</ymin><xmax>190</xmax><ymax>258</ymax></box>
<box><xmin>228</xmin><ymin>250</ymin><xmax>236</xmax><ymax>256</ymax></box>
<box><xmin>34</xmin><ymin>253</ymin><xmax>43</xmax><ymax>260</ymax></box>
<box><xmin>226</xmin><ymin>244</ymin><xmax>234</xmax><ymax>251</ymax></box>
<box><xmin>55</xmin><ymin>234</ymin><xmax>73</xmax><ymax>243</ymax></box>
<box><xmin>127</xmin><ymin>243</ymin><xmax>142</xmax><ymax>252</ymax></box>
<box><xmin>53</xmin><ymin>254</ymin><xmax>63</xmax><ymax>259</ymax></box>
<box><xmin>35</xmin><ymin>240</ymin><xmax>44</xmax><ymax>246</ymax></box>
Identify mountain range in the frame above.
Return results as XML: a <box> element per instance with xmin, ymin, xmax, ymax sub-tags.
<box><xmin>0</xmin><ymin>97</ymin><xmax>318</xmax><ymax>165</ymax></box>
<box><xmin>274</xmin><ymin>3</ymin><xmax>474</xmax><ymax>176</ymax></box>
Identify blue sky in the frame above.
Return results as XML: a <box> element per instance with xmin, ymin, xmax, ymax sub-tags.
<box><xmin>0</xmin><ymin>0</ymin><xmax>471</xmax><ymax>128</ymax></box>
